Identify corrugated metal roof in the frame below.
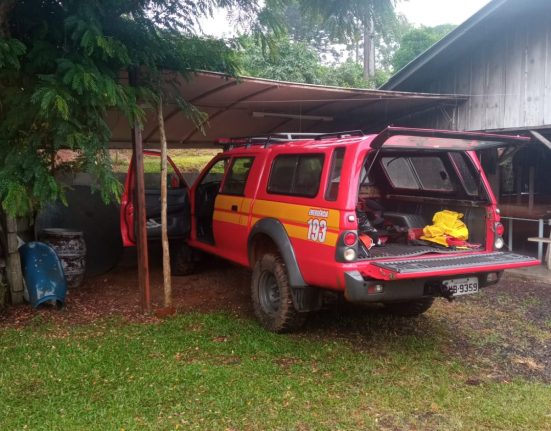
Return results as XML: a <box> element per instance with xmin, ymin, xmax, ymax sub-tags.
<box><xmin>107</xmin><ymin>71</ymin><xmax>465</xmax><ymax>148</ymax></box>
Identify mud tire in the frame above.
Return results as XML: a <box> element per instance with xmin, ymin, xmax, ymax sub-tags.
<box><xmin>251</xmin><ymin>253</ymin><xmax>307</xmax><ymax>333</ymax></box>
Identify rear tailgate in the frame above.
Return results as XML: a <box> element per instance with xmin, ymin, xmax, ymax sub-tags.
<box><xmin>361</xmin><ymin>252</ymin><xmax>540</xmax><ymax>280</ymax></box>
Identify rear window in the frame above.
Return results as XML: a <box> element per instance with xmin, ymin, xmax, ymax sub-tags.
<box><xmin>381</xmin><ymin>156</ymin><xmax>454</xmax><ymax>192</ymax></box>
<box><xmin>268</xmin><ymin>154</ymin><xmax>324</xmax><ymax>197</ymax></box>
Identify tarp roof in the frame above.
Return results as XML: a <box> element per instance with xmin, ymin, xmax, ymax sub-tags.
<box><xmin>107</xmin><ymin>71</ymin><xmax>465</xmax><ymax>149</ymax></box>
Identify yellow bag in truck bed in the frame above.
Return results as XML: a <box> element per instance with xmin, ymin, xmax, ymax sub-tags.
<box><xmin>421</xmin><ymin>210</ymin><xmax>468</xmax><ymax>246</ymax></box>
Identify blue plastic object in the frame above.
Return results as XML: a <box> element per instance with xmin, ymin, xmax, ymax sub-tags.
<box><xmin>19</xmin><ymin>242</ymin><xmax>67</xmax><ymax>308</ymax></box>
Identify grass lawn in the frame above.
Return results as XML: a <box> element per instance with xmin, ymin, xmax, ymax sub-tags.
<box><xmin>1</xmin><ymin>303</ymin><xmax>550</xmax><ymax>431</ymax></box>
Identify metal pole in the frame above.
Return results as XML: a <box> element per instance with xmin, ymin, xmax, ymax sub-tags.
<box><xmin>528</xmin><ymin>167</ymin><xmax>535</xmax><ymax>212</ymax></box>
<box><xmin>537</xmin><ymin>218</ymin><xmax>544</xmax><ymax>262</ymax></box>
<box><xmin>129</xmin><ymin>68</ymin><xmax>151</xmax><ymax>313</ymax></box>
<box><xmin>507</xmin><ymin>218</ymin><xmax>513</xmax><ymax>251</ymax></box>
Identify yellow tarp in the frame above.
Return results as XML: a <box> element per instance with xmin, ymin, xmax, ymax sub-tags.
<box><xmin>420</xmin><ymin>210</ymin><xmax>468</xmax><ymax>246</ymax></box>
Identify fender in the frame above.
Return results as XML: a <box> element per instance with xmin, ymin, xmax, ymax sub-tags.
<box><xmin>248</xmin><ymin>218</ymin><xmax>306</xmax><ymax>287</ymax></box>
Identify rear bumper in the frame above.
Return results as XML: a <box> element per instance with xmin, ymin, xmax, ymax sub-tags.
<box><xmin>344</xmin><ymin>270</ymin><xmax>504</xmax><ymax>303</ymax></box>
<box><xmin>358</xmin><ymin>251</ymin><xmax>540</xmax><ymax>281</ymax></box>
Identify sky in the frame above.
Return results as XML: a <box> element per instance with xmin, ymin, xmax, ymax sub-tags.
<box><xmin>200</xmin><ymin>0</ymin><xmax>493</xmax><ymax>37</ymax></box>
<box><xmin>395</xmin><ymin>0</ymin><xmax>492</xmax><ymax>27</ymax></box>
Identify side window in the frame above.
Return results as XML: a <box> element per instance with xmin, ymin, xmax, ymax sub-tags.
<box><xmin>268</xmin><ymin>154</ymin><xmax>324</xmax><ymax>198</ymax></box>
<box><xmin>325</xmin><ymin>147</ymin><xmax>345</xmax><ymax>201</ymax></box>
<box><xmin>221</xmin><ymin>157</ymin><xmax>254</xmax><ymax>195</ymax></box>
<box><xmin>200</xmin><ymin>158</ymin><xmax>227</xmax><ymax>186</ymax></box>
<box><xmin>143</xmin><ymin>154</ymin><xmax>182</xmax><ymax>189</ymax></box>
<box><xmin>450</xmin><ymin>152</ymin><xmax>478</xmax><ymax>196</ymax></box>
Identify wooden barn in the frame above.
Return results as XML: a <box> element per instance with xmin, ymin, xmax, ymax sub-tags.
<box><xmin>381</xmin><ymin>0</ymin><xmax>551</xmax><ymax>257</ymax></box>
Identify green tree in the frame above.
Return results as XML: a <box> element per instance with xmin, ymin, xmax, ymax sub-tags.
<box><xmin>238</xmin><ymin>35</ymin><xmax>324</xmax><ymax>84</ymax></box>
<box><xmin>391</xmin><ymin>24</ymin><xmax>456</xmax><ymax>72</ymax></box>
<box><xmin>238</xmin><ymin>35</ymin><xmax>372</xmax><ymax>88</ymax></box>
<box><xmin>0</xmin><ymin>0</ymin><xmax>275</xmax><ymax>302</ymax></box>
<box><xmin>0</xmin><ymin>0</ymin><xmax>263</xmax><ymax>217</ymax></box>
<box><xmin>300</xmin><ymin>0</ymin><xmax>401</xmax><ymax>80</ymax></box>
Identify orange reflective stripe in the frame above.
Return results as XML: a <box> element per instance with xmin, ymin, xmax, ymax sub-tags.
<box><xmin>214</xmin><ymin>197</ymin><xmax>340</xmax><ymax>246</ymax></box>
<box><xmin>252</xmin><ymin>200</ymin><xmax>340</xmax><ymax>230</ymax></box>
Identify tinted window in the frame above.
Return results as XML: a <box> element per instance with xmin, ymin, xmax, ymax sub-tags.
<box><xmin>221</xmin><ymin>157</ymin><xmax>254</xmax><ymax>195</ymax></box>
<box><xmin>325</xmin><ymin>148</ymin><xmax>345</xmax><ymax>201</ymax></box>
<box><xmin>450</xmin><ymin>152</ymin><xmax>478</xmax><ymax>196</ymax></box>
<box><xmin>381</xmin><ymin>156</ymin><xmax>454</xmax><ymax>192</ymax></box>
<box><xmin>381</xmin><ymin>157</ymin><xmax>419</xmax><ymax>190</ymax></box>
<box><xmin>268</xmin><ymin>154</ymin><xmax>324</xmax><ymax>197</ymax></box>
<box><xmin>410</xmin><ymin>157</ymin><xmax>454</xmax><ymax>191</ymax></box>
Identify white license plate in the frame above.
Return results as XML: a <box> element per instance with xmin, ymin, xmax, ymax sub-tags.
<box><xmin>443</xmin><ymin>277</ymin><xmax>479</xmax><ymax>296</ymax></box>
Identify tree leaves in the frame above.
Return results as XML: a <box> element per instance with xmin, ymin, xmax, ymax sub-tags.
<box><xmin>0</xmin><ymin>0</ymin><xmax>277</xmax><ymax>217</ymax></box>
<box><xmin>0</xmin><ymin>38</ymin><xmax>25</xmax><ymax>69</ymax></box>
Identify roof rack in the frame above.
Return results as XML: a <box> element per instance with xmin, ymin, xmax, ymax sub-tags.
<box><xmin>216</xmin><ymin>132</ymin><xmax>321</xmax><ymax>151</ymax></box>
<box><xmin>314</xmin><ymin>130</ymin><xmax>364</xmax><ymax>140</ymax></box>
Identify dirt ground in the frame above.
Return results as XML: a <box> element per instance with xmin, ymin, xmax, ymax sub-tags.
<box><xmin>2</xmin><ymin>247</ymin><xmax>550</xmax><ymax>382</ymax></box>
<box><xmin>0</xmin><ymin>248</ymin><xmax>253</xmax><ymax>327</ymax></box>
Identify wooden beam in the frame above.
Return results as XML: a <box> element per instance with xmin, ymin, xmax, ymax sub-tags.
<box><xmin>530</xmin><ymin>130</ymin><xmax>551</xmax><ymax>151</ymax></box>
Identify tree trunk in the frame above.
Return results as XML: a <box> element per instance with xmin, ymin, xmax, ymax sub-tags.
<box><xmin>0</xmin><ymin>0</ymin><xmax>16</xmax><ymax>37</ymax></box>
<box><xmin>157</xmin><ymin>98</ymin><xmax>172</xmax><ymax>308</ymax></box>
<box><xmin>363</xmin><ymin>15</ymin><xmax>376</xmax><ymax>81</ymax></box>
<box><xmin>0</xmin><ymin>211</ymin><xmax>24</xmax><ymax>304</ymax></box>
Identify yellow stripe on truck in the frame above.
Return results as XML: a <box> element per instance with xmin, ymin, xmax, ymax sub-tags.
<box><xmin>252</xmin><ymin>199</ymin><xmax>339</xmax><ymax>247</ymax></box>
<box><xmin>214</xmin><ymin>196</ymin><xmax>340</xmax><ymax>246</ymax></box>
<box><xmin>284</xmin><ymin>223</ymin><xmax>338</xmax><ymax>247</ymax></box>
<box><xmin>252</xmin><ymin>200</ymin><xmax>340</xmax><ymax>230</ymax></box>
<box><xmin>214</xmin><ymin>195</ymin><xmax>248</xmax><ymax>226</ymax></box>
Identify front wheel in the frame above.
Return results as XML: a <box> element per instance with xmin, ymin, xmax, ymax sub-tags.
<box><xmin>251</xmin><ymin>253</ymin><xmax>307</xmax><ymax>333</ymax></box>
<box><xmin>383</xmin><ymin>297</ymin><xmax>434</xmax><ymax>316</ymax></box>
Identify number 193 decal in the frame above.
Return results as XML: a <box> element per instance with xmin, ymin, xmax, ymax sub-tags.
<box><xmin>307</xmin><ymin>218</ymin><xmax>327</xmax><ymax>243</ymax></box>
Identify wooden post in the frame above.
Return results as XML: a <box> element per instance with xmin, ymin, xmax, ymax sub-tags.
<box><xmin>516</xmin><ymin>166</ymin><xmax>523</xmax><ymax>204</ymax></box>
<box><xmin>2</xmin><ymin>214</ymin><xmax>23</xmax><ymax>304</ymax></box>
<box><xmin>528</xmin><ymin>166</ymin><xmax>535</xmax><ymax>212</ymax></box>
<box><xmin>157</xmin><ymin>98</ymin><xmax>172</xmax><ymax>309</ymax></box>
<box><xmin>129</xmin><ymin>69</ymin><xmax>151</xmax><ymax>313</ymax></box>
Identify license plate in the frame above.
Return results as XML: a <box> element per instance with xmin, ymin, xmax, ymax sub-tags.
<box><xmin>443</xmin><ymin>277</ymin><xmax>479</xmax><ymax>296</ymax></box>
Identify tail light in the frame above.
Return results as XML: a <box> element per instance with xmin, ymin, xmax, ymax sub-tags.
<box><xmin>343</xmin><ymin>232</ymin><xmax>357</xmax><ymax>246</ymax></box>
<box><xmin>494</xmin><ymin>222</ymin><xmax>504</xmax><ymax>249</ymax></box>
<box><xmin>336</xmin><ymin>230</ymin><xmax>358</xmax><ymax>262</ymax></box>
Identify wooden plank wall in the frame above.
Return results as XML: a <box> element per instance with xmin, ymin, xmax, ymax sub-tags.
<box><xmin>407</xmin><ymin>11</ymin><xmax>551</xmax><ymax>132</ymax></box>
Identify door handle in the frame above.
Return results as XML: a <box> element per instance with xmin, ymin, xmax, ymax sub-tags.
<box><xmin>231</xmin><ymin>205</ymin><xmax>238</xmax><ymax>212</ymax></box>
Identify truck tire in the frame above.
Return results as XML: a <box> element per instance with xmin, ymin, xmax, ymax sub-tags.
<box><xmin>170</xmin><ymin>242</ymin><xmax>196</xmax><ymax>276</ymax></box>
<box><xmin>383</xmin><ymin>297</ymin><xmax>434</xmax><ymax>317</ymax></box>
<box><xmin>251</xmin><ymin>253</ymin><xmax>307</xmax><ymax>333</ymax></box>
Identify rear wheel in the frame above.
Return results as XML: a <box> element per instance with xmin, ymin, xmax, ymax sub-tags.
<box><xmin>251</xmin><ymin>253</ymin><xmax>306</xmax><ymax>333</ymax></box>
<box><xmin>383</xmin><ymin>297</ymin><xmax>434</xmax><ymax>316</ymax></box>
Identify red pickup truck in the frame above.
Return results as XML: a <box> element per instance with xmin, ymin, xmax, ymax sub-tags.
<box><xmin>121</xmin><ymin>127</ymin><xmax>540</xmax><ymax>332</ymax></box>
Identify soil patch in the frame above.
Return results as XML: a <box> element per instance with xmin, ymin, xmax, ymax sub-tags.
<box><xmin>0</xmin><ymin>250</ymin><xmax>252</xmax><ymax>328</ymax></box>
